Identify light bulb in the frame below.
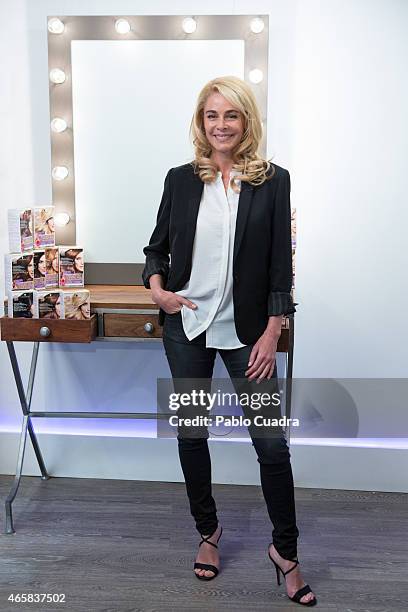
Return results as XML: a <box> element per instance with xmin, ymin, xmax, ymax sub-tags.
<box><xmin>249</xmin><ymin>69</ymin><xmax>263</xmax><ymax>84</ymax></box>
<box><xmin>54</xmin><ymin>212</ymin><xmax>71</xmax><ymax>227</ymax></box>
<box><xmin>49</xmin><ymin>68</ymin><xmax>66</xmax><ymax>84</ymax></box>
<box><xmin>115</xmin><ymin>19</ymin><xmax>131</xmax><ymax>34</ymax></box>
<box><xmin>250</xmin><ymin>18</ymin><xmax>265</xmax><ymax>34</ymax></box>
<box><xmin>182</xmin><ymin>17</ymin><xmax>197</xmax><ymax>34</ymax></box>
<box><xmin>48</xmin><ymin>18</ymin><xmax>65</xmax><ymax>34</ymax></box>
<box><xmin>52</xmin><ymin>166</ymin><xmax>69</xmax><ymax>181</ymax></box>
<box><xmin>51</xmin><ymin>118</ymin><xmax>67</xmax><ymax>133</ymax></box>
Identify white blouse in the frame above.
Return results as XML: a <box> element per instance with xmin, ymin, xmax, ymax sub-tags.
<box><xmin>174</xmin><ymin>169</ymin><xmax>247</xmax><ymax>349</ymax></box>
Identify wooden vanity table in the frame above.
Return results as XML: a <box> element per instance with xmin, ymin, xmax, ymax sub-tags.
<box><xmin>0</xmin><ymin>284</ymin><xmax>294</xmax><ymax>534</ymax></box>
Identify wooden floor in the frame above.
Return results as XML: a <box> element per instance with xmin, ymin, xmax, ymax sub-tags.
<box><xmin>0</xmin><ymin>475</ymin><xmax>407</xmax><ymax>611</ymax></box>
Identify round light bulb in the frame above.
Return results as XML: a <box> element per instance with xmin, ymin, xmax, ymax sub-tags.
<box><xmin>52</xmin><ymin>166</ymin><xmax>69</xmax><ymax>181</ymax></box>
<box><xmin>249</xmin><ymin>68</ymin><xmax>263</xmax><ymax>84</ymax></box>
<box><xmin>49</xmin><ymin>68</ymin><xmax>66</xmax><ymax>84</ymax></box>
<box><xmin>48</xmin><ymin>18</ymin><xmax>65</xmax><ymax>34</ymax></box>
<box><xmin>182</xmin><ymin>17</ymin><xmax>197</xmax><ymax>34</ymax></box>
<box><xmin>54</xmin><ymin>212</ymin><xmax>71</xmax><ymax>227</ymax></box>
<box><xmin>51</xmin><ymin>118</ymin><xmax>67</xmax><ymax>133</ymax></box>
<box><xmin>115</xmin><ymin>19</ymin><xmax>131</xmax><ymax>34</ymax></box>
<box><xmin>250</xmin><ymin>17</ymin><xmax>265</xmax><ymax>34</ymax></box>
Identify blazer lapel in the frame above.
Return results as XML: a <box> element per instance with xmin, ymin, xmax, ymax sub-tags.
<box><xmin>233</xmin><ymin>180</ymin><xmax>254</xmax><ymax>267</ymax></box>
<box><xmin>185</xmin><ymin>165</ymin><xmax>254</xmax><ymax>267</ymax></box>
<box><xmin>184</xmin><ymin>168</ymin><xmax>204</xmax><ymax>262</ymax></box>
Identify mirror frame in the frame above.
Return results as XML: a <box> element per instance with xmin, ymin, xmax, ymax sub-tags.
<box><xmin>47</xmin><ymin>14</ymin><xmax>269</xmax><ymax>284</ymax></box>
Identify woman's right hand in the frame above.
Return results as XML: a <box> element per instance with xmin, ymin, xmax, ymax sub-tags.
<box><xmin>151</xmin><ymin>288</ymin><xmax>197</xmax><ymax>315</ymax></box>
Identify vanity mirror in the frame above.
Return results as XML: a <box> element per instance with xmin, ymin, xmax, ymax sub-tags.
<box><xmin>47</xmin><ymin>15</ymin><xmax>269</xmax><ymax>283</ymax></box>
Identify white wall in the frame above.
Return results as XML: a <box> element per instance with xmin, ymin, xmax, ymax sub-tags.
<box><xmin>1</xmin><ymin>0</ymin><xmax>407</xmax><ymax>490</ymax></box>
<box><xmin>291</xmin><ymin>0</ymin><xmax>408</xmax><ymax>377</ymax></box>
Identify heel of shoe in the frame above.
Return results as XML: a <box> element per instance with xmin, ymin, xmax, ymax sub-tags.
<box><xmin>267</xmin><ymin>543</ymin><xmax>317</xmax><ymax>607</ymax></box>
<box><xmin>267</xmin><ymin>545</ymin><xmax>282</xmax><ymax>586</ymax></box>
<box><xmin>272</xmin><ymin>559</ymin><xmax>281</xmax><ymax>586</ymax></box>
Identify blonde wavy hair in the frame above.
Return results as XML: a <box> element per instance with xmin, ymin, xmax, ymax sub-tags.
<box><xmin>35</xmin><ymin>207</ymin><xmax>54</xmax><ymax>234</ymax></box>
<box><xmin>64</xmin><ymin>292</ymin><xmax>90</xmax><ymax>320</ymax></box>
<box><xmin>189</xmin><ymin>76</ymin><xmax>275</xmax><ymax>192</ymax></box>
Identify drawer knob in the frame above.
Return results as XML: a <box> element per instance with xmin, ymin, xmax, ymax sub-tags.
<box><xmin>39</xmin><ymin>326</ymin><xmax>51</xmax><ymax>337</ymax></box>
<box><xmin>144</xmin><ymin>322</ymin><xmax>154</xmax><ymax>333</ymax></box>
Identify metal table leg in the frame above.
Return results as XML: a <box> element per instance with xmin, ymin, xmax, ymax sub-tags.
<box><xmin>4</xmin><ymin>341</ymin><xmax>50</xmax><ymax>535</ymax></box>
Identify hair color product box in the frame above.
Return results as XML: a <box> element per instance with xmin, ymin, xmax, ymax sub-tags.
<box><xmin>8</xmin><ymin>208</ymin><xmax>33</xmax><ymax>253</ymax></box>
<box><xmin>34</xmin><ymin>206</ymin><xmax>55</xmax><ymax>248</ymax></box>
<box><xmin>33</xmin><ymin>290</ymin><xmax>63</xmax><ymax>319</ymax></box>
<box><xmin>59</xmin><ymin>246</ymin><xmax>84</xmax><ymax>287</ymax></box>
<box><xmin>33</xmin><ymin>250</ymin><xmax>46</xmax><ymax>290</ymax></box>
<box><xmin>7</xmin><ymin>290</ymin><xmax>34</xmax><ymax>318</ymax></box>
<box><xmin>4</xmin><ymin>252</ymin><xmax>34</xmax><ymax>292</ymax></box>
<box><xmin>45</xmin><ymin>246</ymin><xmax>59</xmax><ymax>288</ymax></box>
<box><xmin>62</xmin><ymin>289</ymin><xmax>90</xmax><ymax>320</ymax></box>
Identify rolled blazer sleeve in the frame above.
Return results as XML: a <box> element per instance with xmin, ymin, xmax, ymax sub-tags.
<box><xmin>267</xmin><ymin>169</ymin><xmax>298</xmax><ymax>316</ymax></box>
<box><xmin>142</xmin><ymin>168</ymin><xmax>173</xmax><ymax>289</ymax></box>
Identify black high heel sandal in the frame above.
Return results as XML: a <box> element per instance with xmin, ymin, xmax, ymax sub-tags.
<box><xmin>268</xmin><ymin>543</ymin><xmax>317</xmax><ymax>606</ymax></box>
<box><xmin>194</xmin><ymin>526</ymin><xmax>223</xmax><ymax>581</ymax></box>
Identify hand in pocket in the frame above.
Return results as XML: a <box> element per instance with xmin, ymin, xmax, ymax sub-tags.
<box><xmin>153</xmin><ymin>289</ymin><xmax>197</xmax><ymax>315</ymax></box>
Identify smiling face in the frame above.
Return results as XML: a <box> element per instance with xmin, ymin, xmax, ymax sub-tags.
<box><xmin>203</xmin><ymin>92</ymin><xmax>244</xmax><ymax>158</ymax></box>
<box><xmin>74</xmin><ymin>252</ymin><xmax>84</xmax><ymax>272</ymax></box>
<box><xmin>38</xmin><ymin>254</ymin><xmax>46</xmax><ymax>275</ymax></box>
<box><xmin>80</xmin><ymin>302</ymin><xmax>90</xmax><ymax>318</ymax></box>
<box><xmin>51</xmin><ymin>251</ymin><xmax>58</xmax><ymax>272</ymax></box>
<box><xmin>47</xmin><ymin>217</ymin><xmax>55</xmax><ymax>233</ymax></box>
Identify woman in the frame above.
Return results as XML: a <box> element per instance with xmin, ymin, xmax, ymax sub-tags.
<box><xmin>64</xmin><ymin>249</ymin><xmax>84</xmax><ymax>273</ymax></box>
<box><xmin>12</xmin><ymin>254</ymin><xmax>34</xmax><ymax>289</ymax></box>
<box><xmin>20</xmin><ymin>209</ymin><xmax>32</xmax><ymax>238</ymax></box>
<box><xmin>45</xmin><ymin>215</ymin><xmax>55</xmax><ymax>234</ymax></box>
<box><xmin>142</xmin><ymin>76</ymin><xmax>316</xmax><ymax>607</ymax></box>
<box><xmin>65</xmin><ymin>292</ymin><xmax>90</xmax><ymax>320</ymax></box>
<box><xmin>35</xmin><ymin>252</ymin><xmax>46</xmax><ymax>277</ymax></box>
<box><xmin>41</xmin><ymin>293</ymin><xmax>61</xmax><ymax>319</ymax></box>
<box><xmin>60</xmin><ymin>248</ymin><xmax>84</xmax><ymax>286</ymax></box>
<box><xmin>45</xmin><ymin>248</ymin><xmax>59</xmax><ymax>273</ymax></box>
<box><xmin>34</xmin><ymin>251</ymin><xmax>46</xmax><ymax>290</ymax></box>
<box><xmin>27</xmin><ymin>255</ymin><xmax>34</xmax><ymax>280</ymax></box>
<box><xmin>45</xmin><ymin>247</ymin><xmax>59</xmax><ymax>287</ymax></box>
<box><xmin>35</xmin><ymin>208</ymin><xmax>54</xmax><ymax>235</ymax></box>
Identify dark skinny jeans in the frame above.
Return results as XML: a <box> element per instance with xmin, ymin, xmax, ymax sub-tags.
<box><xmin>162</xmin><ymin>310</ymin><xmax>299</xmax><ymax>560</ymax></box>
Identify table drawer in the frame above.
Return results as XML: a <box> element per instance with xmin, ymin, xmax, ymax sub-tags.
<box><xmin>0</xmin><ymin>314</ymin><xmax>97</xmax><ymax>343</ymax></box>
<box><xmin>103</xmin><ymin>313</ymin><xmax>162</xmax><ymax>338</ymax></box>
<box><xmin>102</xmin><ymin>313</ymin><xmax>289</xmax><ymax>348</ymax></box>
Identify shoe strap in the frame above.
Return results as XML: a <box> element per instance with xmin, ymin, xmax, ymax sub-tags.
<box><xmin>194</xmin><ymin>562</ymin><xmax>218</xmax><ymax>574</ymax></box>
<box><xmin>283</xmin><ymin>558</ymin><xmax>299</xmax><ymax>576</ymax></box>
<box><xmin>199</xmin><ymin>527</ymin><xmax>222</xmax><ymax>548</ymax></box>
<box><xmin>291</xmin><ymin>583</ymin><xmax>314</xmax><ymax>603</ymax></box>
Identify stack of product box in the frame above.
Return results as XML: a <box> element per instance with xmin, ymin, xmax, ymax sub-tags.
<box><xmin>4</xmin><ymin>207</ymin><xmax>90</xmax><ymax>320</ymax></box>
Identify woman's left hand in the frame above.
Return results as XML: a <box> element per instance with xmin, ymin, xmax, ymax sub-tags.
<box><xmin>245</xmin><ymin>331</ymin><xmax>280</xmax><ymax>383</ymax></box>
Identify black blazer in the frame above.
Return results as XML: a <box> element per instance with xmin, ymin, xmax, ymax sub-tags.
<box><xmin>142</xmin><ymin>161</ymin><xmax>297</xmax><ymax>345</ymax></box>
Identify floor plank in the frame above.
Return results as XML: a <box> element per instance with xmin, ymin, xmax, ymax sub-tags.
<box><xmin>0</xmin><ymin>476</ymin><xmax>407</xmax><ymax>611</ymax></box>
